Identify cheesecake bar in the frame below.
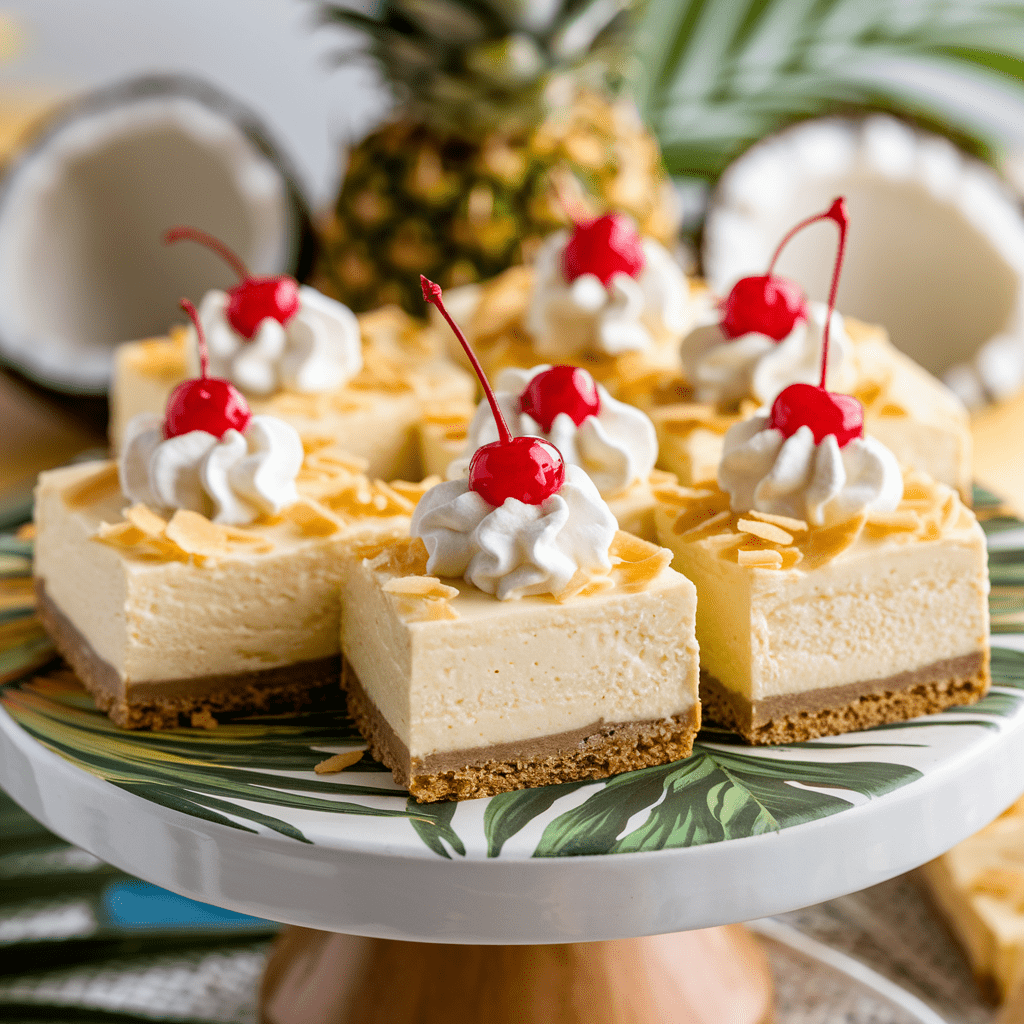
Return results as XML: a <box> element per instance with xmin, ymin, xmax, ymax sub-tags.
<box><xmin>34</xmin><ymin>457</ymin><xmax>426</xmax><ymax>729</ymax></box>
<box><xmin>109</xmin><ymin>306</ymin><xmax>474</xmax><ymax>481</ymax></box>
<box><xmin>341</xmin><ymin>531</ymin><xmax>700</xmax><ymax>802</ymax></box>
<box><xmin>919</xmin><ymin>796</ymin><xmax>1024</xmax><ymax>1002</ymax></box>
<box><xmin>654</xmin><ymin>471</ymin><xmax>990</xmax><ymax>743</ymax></box>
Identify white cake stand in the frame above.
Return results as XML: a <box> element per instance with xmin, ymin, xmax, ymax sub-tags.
<box><xmin>4</xmin><ymin>509</ymin><xmax>1024</xmax><ymax>1022</ymax></box>
<box><xmin>3</xmin><ymin>647</ymin><xmax>1024</xmax><ymax>1023</ymax></box>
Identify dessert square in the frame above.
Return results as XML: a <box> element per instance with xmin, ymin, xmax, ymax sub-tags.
<box><xmin>34</xmin><ymin>457</ymin><xmax>427</xmax><ymax>729</ymax></box>
<box><xmin>654</xmin><ymin>317</ymin><xmax>973</xmax><ymax>500</ymax></box>
<box><xmin>919</xmin><ymin>796</ymin><xmax>1024</xmax><ymax>1002</ymax></box>
<box><xmin>109</xmin><ymin>306</ymin><xmax>474</xmax><ymax>481</ymax></box>
<box><xmin>654</xmin><ymin>472</ymin><xmax>990</xmax><ymax>744</ymax></box>
<box><xmin>341</xmin><ymin>533</ymin><xmax>701</xmax><ymax>802</ymax></box>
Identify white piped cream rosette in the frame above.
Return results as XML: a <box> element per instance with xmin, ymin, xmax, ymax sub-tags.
<box><xmin>526</xmin><ymin>230</ymin><xmax>691</xmax><ymax>359</ymax></box>
<box><xmin>192</xmin><ymin>285</ymin><xmax>363</xmax><ymax>396</ymax></box>
<box><xmin>447</xmin><ymin>366</ymin><xmax>658</xmax><ymax>498</ymax></box>
<box><xmin>681</xmin><ymin>301</ymin><xmax>856</xmax><ymax>410</ymax></box>
<box><xmin>717</xmin><ymin>412</ymin><xmax>903</xmax><ymax>528</ymax></box>
<box><xmin>120</xmin><ymin>412</ymin><xmax>304</xmax><ymax>527</ymax></box>
<box><xmin>411</xmin><ymin>465</ymin><xmax>619</xmax><ymax>602</ymax></box>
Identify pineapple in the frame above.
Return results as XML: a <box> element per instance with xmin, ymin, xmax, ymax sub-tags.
<box><xmin>315</xmin><ymin>0</ymin><xmax>680</xmax><ymax>315</ymax></box>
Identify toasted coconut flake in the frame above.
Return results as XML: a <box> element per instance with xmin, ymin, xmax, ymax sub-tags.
<box><xmin>125</xmin><ymin>504</ymin><xmax>168</xmax><ymax>536</ymax></box>
<box><xmin>737</xmin><ymin>548</ymin><xmax>783</xmax><ymax>568</ymax></box>
<box><xmin>737</xmin><ymin>518</ymin><xmax>793</xmax><ymax>545</ymax></box>
<box><xmin>383</xmin><ymin>575</ymin><xmax>459</xmax><ymax>600</ymax></box>
<box><xmin>864</xmin><ymin>510</ymin><xmax>921</xmax><ymax>536</ymax></box>
<box><xmin>314</xmin><ymin>749</ymin><xmax>365</xmax><ymax>774</ymax></box>
<box><xmin>62</xmin><ymin>463</ymin><xmax>121</xmax><ymax>508</ymax></box>
<box><xmin>15</xmin><ymin>523</ymin><xmax>35</xmax><ymax>541</ymax></box>
<box><xmin>367</xmin><ymin>537</ymin><xmax>431</xmax><ymax>579</ymax></box>
<box><xmin>389</xmin><ymin>477</ymin><xmax>440</xmax><ymax>505</ymax></box>
<box><xmin>676</xmin><ymin>508</ymin><xmax>733</xmax><ymax>539</ymax></box>
<box><xmin>798</xmin><ymin>514</ymin><xmax>867</xmax><ymax>567</ymax></box>
<box><xmin>748</xmin><ymin>510</ymin><xmax>808</xmax><ymax>533</ymax></box>
<box><xmin>282</xmin><ymin>500</ymin><xmax>341</xmax><ymax>537</ymax></box>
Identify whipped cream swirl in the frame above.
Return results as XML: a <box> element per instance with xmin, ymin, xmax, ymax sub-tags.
<box><xmin>718</xmin><ymin>414</ymin><xmax>903</xmax><ymax>528</ymax></box>
<box><xmin>120</xmin><ymin>413</ymin><xmax>304</xmax><ymax>526</ymax></box>
<box><xmin>447</xmin><ymin>366</ymin><xmax>657</xmax><ymax>497</ymax></box>
<box><xmin>411</xmin><ymin>465</ymin><xmax>618</xmax><ymax>601</ymax></box>
<box><xmin>681</xmin><ymin>302</ymin><xmax>854</xmax><ymax>409</ymax></box>
<box><xmin>526</xmin><ymin>230</ymin><xmax>691</xmax><ymax>359</ymax></box>
<box><xmin>192</xmin><ymin>286</ymin><xmax>363</xmax><ymax>396</ymax></box>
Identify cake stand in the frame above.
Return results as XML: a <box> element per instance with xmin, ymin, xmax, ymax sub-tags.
<box><xmin>4</xmin><ymin>505</ymin><xmax>1024</xmax><ymax>1022</ymax></box>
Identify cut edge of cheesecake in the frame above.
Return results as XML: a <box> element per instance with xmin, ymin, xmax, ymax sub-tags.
<box><xmin>35</xmin><ymin>578</ymin><xmax>342</xmax><ymax>729</ymax></box>
<box><xmin>700</xmin><ymin>652</ymin><xmax>990</xmax><ymax>746</ymax></box>
<box><xmin>342</xmin><ymin>660</ymin><xmax>701</xmax><ymax>803</ymax></box>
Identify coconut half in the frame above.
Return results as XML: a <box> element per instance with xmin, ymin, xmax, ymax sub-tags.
<box><xmin>0</xmin><ymin>75</ymin><xmax>314</xmax><ymax>394</ymax></box>
<box><xmin>703</xmin><ymin>115</ymin><xmax>1024</xmax><ymax>408</ymax></box>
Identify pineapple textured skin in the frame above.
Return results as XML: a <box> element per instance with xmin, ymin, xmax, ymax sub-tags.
<box><xmin>316</xmin><ymin>0</ymin><xmax>680</xmax><ymax>314</ymax></box>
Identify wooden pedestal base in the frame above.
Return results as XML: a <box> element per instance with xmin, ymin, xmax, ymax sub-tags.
<box><xmin>259</xmin><ymin>925</ymin><xmax>774</xmax><ymax>1024</ymax></box>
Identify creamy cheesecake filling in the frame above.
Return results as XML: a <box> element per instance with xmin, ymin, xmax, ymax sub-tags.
<box><xmin>34</xmin><ymin>461</ymin><xmax>413</xmax><ymax>689</ymax></box>
<box><xmin>37</xmin><ymin>577</ymin><xmax>339</xmax><ymax>715</ymax></box>
<box><xmin>654</xmin><ymin>473</ymin><xmax>989</xmax><ymax>704</ymax></box>
<box><xmin>342</xmin><ymin>536</ymin><xmax>699</xmax><ymax>761</ymax></box>
<box><xmin>344</xmin><ymin>662</ymin><xmax>701</xmax><ymax>802</ymax></box>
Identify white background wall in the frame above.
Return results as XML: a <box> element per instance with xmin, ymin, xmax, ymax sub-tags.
<box><xmin>0</xmin><ymin>0</ymin><xmax>389</xmax><ymax>209</ymax></box>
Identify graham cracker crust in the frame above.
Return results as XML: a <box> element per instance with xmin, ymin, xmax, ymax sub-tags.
<box><xmin>342</xmin><ymin>661</ymin><xmax>701</xmax><ymax>803</ymax></box>
<box><xmin>700</xmin><ymin>650</ymin><xmax>990</xmax><ymax>745</ymax></box>
<box><xmin>34</xmin><ymin>578</ymin><xmax>342</xmax><ymax>730</ymax></box>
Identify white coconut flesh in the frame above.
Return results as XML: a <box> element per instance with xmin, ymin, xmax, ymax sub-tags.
<box><xmin>0</xmin><ymin>88</ymin><xmax>298</xmax><ymax>394</ymax></box>
<box><xmin>703</xmin><ymin>116</ymin><xmax>1024</xmax><ymax>406</ymax></box>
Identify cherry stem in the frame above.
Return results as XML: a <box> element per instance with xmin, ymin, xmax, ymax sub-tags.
<box><xmin>764</xmin><ymin>198</ymin><xmax>848</xmax><ymax>389</ymax></box>
<box><xmin>165</xmin><ymin>226</ymin><xmax>250</xmax><ymax>282</ymax></box>
<box><xmin>180</xmin><ymin>298</ymin><xmax>209</xmax><ymax>380</ymax></box>
<box><xmin>421</xmin><ymin>275</ymin><xmax>512</xmax><ymax>446</ymax></box>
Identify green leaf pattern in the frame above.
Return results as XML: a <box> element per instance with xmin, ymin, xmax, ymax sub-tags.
<box><xmin>0</xmin><ymin>488</ymin><xmax>1021</xmax><ymax>859</ymax></box>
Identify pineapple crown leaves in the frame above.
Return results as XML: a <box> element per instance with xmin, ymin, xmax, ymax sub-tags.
<box><xmin>633</xmin><ymin>0</ymin><xmax>1024</xmax><ymax>180</ymax></box>
<box><xmin>319</xmin><ymin>0</ymin><xmax>636</xmax><ymax>136</ymax></box>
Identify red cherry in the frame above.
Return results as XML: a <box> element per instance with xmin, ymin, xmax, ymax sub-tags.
<box><xmin>225</xmin><ymin>276</ymin><xmax>300</xmax><ymax>340</ymax></box>
<box><xmin>562</xmin><ymin>214</ymin><xmax>646</xmax><ymax>287</ymax></box>
<box><xmin>768</xmin><ymin>383</ymin><xmax>863</xmax><ymax>447</ymax></box>
<box><xmin>165</xmin><ymin>226</ymin><xmax>300</xmax><ymax>341</ymax></box>
<box><xmin>519</xmin><ymin>366</ymin><xmax>600</xmax><ymax>432</ymax></box>
<box><xmin>164</xmin><ymin>299</ymin><xmax>251</xmax><ymax>439</ymax></box>
<box><xmin>421</xmin><ymin>275</ymin><xmax>565</xmax><ymax>507</ymax></box>
<box><xmin>469</xmin><ymin>436</ymin><xmax>565</xmax><ymax>507</ymax></box>
<box><xmin>720</xmin><ymin>275</ymin><xmax>807</xmax><ymax>341</ymax></box>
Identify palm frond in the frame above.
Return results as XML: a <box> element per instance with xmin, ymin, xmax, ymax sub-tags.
<box><xmin>635</xmin><ymin>0</ymin><xmax>1024</xmax><ymax>180</ymax></box>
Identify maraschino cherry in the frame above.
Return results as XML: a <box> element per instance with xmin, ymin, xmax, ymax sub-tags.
<box><xmin>164</xmin><ymin>299</ymin><xmax>252</xmax><ymax>440</ymax></box>
<box><xmin>165</xmin><ymin>226</ymin><xmax>300</xmax><ymax>340</ymax></box>
<box><xmin>563</xmin><ymin>214</ymin><xmax>646</xmax><ymax>287</ymax></box>
<box><xmin>421</xmin><ymin>276</ymin><xmax>564</xmax><ymax>507</ymax></box>
<box><xmin>720</xmin><ymin>199</ymin><xmax>856</xmax><ymax>341</ymax></box>
<box><xmin>767</xmin><ymin>198</ymin><xmax>864</xmax><ymax>448</ymax></box>
<box><xmin>519</xmin><ymin>365</ymin><xmax>600</xmax><ymax>432</ymax></box>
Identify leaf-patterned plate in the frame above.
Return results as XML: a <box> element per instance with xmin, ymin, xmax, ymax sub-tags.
<box><xmin>3</xmin><ymin>492</ymin><xmax>1024</xmax><ymax>943</ymax></box>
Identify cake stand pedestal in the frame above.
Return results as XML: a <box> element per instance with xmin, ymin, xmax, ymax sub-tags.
<box><xmin>4</xmin><ymin>652</ymin><xmax>1024</xmax><ymax>1023</ymax></box>
<box><xmin>259</xmin><ymin>925</ymin><xmax>773</xmax><ymax>1024</ymax></box>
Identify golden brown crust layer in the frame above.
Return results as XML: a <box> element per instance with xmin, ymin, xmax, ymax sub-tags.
<box><xmin>35</xmin><ymin>578</ymin><xmax>341</xmax><ymax>729</ymax></box>
<box><xmin>342</xmin><ymin>661</ymin><xmax>701</xmax><ymax>803</ymax></box>
<box><xmin>700</xmin><ymin>651</ymin><xmax>990</xmax><ymax>745</ymax></box>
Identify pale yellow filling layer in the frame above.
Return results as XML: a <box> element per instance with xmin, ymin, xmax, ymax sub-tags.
<box><xmin>34</xmin><ymin>463</ymin><xmax>409</xmax><ymax>688</ymax></box>
<box><xmin>342</xmin><ymin>555</ymin><xmax>700</xmax><ymax>759</ymax></box>
<box><xmin>655</xmin><ymin>483</ymin><xmax>989</xmax><ymax>702</ymax></box>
